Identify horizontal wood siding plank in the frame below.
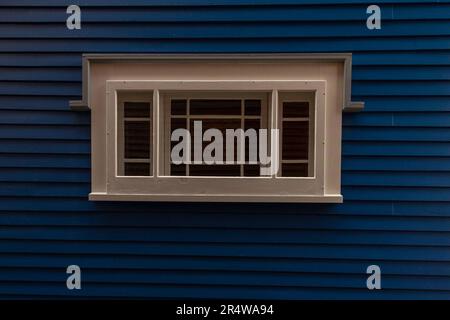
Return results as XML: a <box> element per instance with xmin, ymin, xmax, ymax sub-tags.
<box><xmin>2</xmin><ymin>256</ymin><xmax>450</xmax><ymax>279</ymax></box>
<box><xmin>2</xmin><ymin>52</ymin><xmax>450</xmax><ymax>68</ymax></box>
<box><xmin>1</xmin><ymin>0</ymin><xmax>449</xmax><ymax>6</ymax></box>
<box><xmin>0</xmin><ymin>38</ymin><xmax>449</xmax><ymax>52</ymax></box>
<box><xmin>4</xmin><ymin>211</ymin><xmax>450</xmax><ymax>233</ymax></box>
<box><xmin>1</xmin><ymin>282</ymin><xmax>450</xmax><ymax>299</ymax></box>
<box><xmin>4</xmin><ymin>5</ymin><xmax>450</xmax><ymax>23</ymax></box>
<box><xmin>1</xmin><ymin>239</ymin><xmax>450</xmax><ymax>261</ymax></box>
<box><xmin>4</xmin><ymin>66</ymin><xmax>450</xmax><ymax>82</ymax></box>
<box><xmin>1</xmin><ymin>226</ymin><xmax>450</xmax><ymax>247</ymax></box>
<box><xmin>1</xmin><ymin>21</ymin><xmax>450</xmax><ymax>39</ymax></box>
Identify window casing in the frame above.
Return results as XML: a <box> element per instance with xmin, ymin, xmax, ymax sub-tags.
<box><xmin>105</xmin><ymin>80</ymin><xmax>328</xmax><ymax>201</ymax></box>
<box><xmin>74</xmin><ymin>54</ymin><xmax>364</xmax><ymax>202</ymax></box>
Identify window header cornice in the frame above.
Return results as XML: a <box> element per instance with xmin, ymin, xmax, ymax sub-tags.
<box><xmin>70</xmin><ymin>53</ymin><xmax>364</xmax><ymax>113</ymax></box>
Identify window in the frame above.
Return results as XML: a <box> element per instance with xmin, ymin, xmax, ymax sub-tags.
<box><xmin>279</xmin><ymin>92</ymin><xmax>315</xmax><ymax>178</ymax></box>
<box><xmin>163</xmin><ymin>92</ymin><xmax>269</xmax><ymax>177</ymax></box>
<box><xmin>117</xmin><ymin>91</ymin><xmax>317</xmax><ymax>179</ymax></box>
<box><xmin>106</xmin><ymin>80</ymin><xmax>327</xmax><ymax>201</ymax></box>
<box><xmin>117</xmin><ymin>92</ymin><xmax>153</xmax><ymax>176</ymax></box>
<box><xmin>72</xmin><ymin>54</ymin><xmax>364</xmax><ymax>202</ymax></box>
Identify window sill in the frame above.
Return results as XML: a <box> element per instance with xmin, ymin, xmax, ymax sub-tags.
<box><xmin>89</xmin><ymin>192</ymin><xmax>343</xmax><ymax>203</ymax></box>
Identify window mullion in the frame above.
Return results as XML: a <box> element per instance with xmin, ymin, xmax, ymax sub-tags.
<box><xmin>186</xmin><ymin>98</ymin><xmax>190</xmax><ymax>176</ymax></box>
<box><xmin>152</xmin><ymin>89</ymin><xmax>159</xmax><ymax>177</ymax></box>
<box><xmin>240</xmin><ymin>99</ymin><xmax>244</xmax><ymax>177</ymax></box>
<box><xmin>272</xmin><ymin>89</ymin><xmax>280</xmax><ymax>178</ymax></box>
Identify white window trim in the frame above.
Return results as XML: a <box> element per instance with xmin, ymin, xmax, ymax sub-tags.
<box><xmin>70</xmin><ymin>54</ymin><xmax>365</xmax><ymax>203</ymax></box>
<box><xmin>70</xmin><ymin>53</ymin><xmax>364</xmax><ymax>112</ymax></box>
<box><xmin>98</xmin><ymin>80</ymin><xmax>335</xmax><ymax>202</ymax></box>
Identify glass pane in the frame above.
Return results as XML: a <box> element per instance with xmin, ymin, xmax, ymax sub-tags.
<box><xmin>189</xmin><ymin>119</ymin><xmax>241</xmax><ymax>163</ymax></box>
<box><xmin>190</xmin><ymin>99</ymin><xmax>241</xmax><ymax>115</ymax></box>
<box><xmin>170</xmin><ymin>118</ymin><xmax>187</xmax><ymax>176</ymax></box>
<box><xmin>283</xmin><ymin>101</ymin><xmax>309</xmax><ymax>118</ymax></box>
<box><xmin>282</xmin><ymin>121</ymin><xmax>309</xmax><ymax>160</ymax></box>
<box><xmin>171</xmin><ymin>99</ymin><xmax>187</xmax><ymax>115</ymax></box>
<box><xmin>244</xmin><ymin>119</ymin><xmax>260</xmax><ymax>162</ymax></box>
<box><xmin>170</xmin><ymin>164</ymin><xmax>187</xmax><ymax>176</ymax></box>
<box><xmin>124</xmin><ymin>121</ymin><xmax>150</xmax><ymax>159</ymax></box>
<box><xmin>124</xmin><ymin>102</ymin><xmax>151</xmax><ymax>118</ymax></box>
<box><xmin>190</xmin><ymin>164</ymin><xmax>241</xmax><ymax>176</ymax></box>
<box><xmin>124</xmin><ymin>162</ymin><xmax>150</xmax><ymax>176</ymax></box>
<box><xmin>282</xmin><ymin>163</ymin><xmax>308</xmax><ymax>177</ymax></box>
<box><xmin>244</xmin><ymin>99</ymin><xmax>261</xmax><ymax>116</ymax></box>
<box><xmin>244</xmin><ymin>165</ymin><xmax>260</xmax><ymax>177</ymax></box>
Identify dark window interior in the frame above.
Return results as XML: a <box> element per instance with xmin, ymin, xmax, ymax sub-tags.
<box><xmin>120</xmin><ymin>96</ymin><xmax>312</xmax><ymax>178</ymax></box>
<box><xmin>122</xmin><ymin>101</ymin><xmax>152</xmax><ymax>176</ymax></box>
<box><xmin>281</xmin><ymin>101</ymin><xmax>310</xmax><ymax>177</ymax></box>
<box><xmin>170</xmin><ymin>98</ymin><xmax>263</xmax><ymax>177</ymax></box>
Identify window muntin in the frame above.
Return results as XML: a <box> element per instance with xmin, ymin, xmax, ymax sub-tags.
<box><xmin>161</xmin><ymin>91</ymin><xmax>270</xmax><ymax>177</ymax></box>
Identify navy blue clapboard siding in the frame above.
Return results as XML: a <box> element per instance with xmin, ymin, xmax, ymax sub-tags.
<box><xmin>0</xmin><ymin>1</ymin><xmax>449</xmax><ymax>299</ymax></box>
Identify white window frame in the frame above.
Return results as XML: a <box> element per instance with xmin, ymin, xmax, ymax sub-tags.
<box><xmin>71</xmin><ymin>54</ymin><xmax>365</xmax><ymax>203</ymax></box>
<box><xmin>104</xmin><ymin>80</ymin><xmax>331</xmax><ymax>202</ymax></box>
